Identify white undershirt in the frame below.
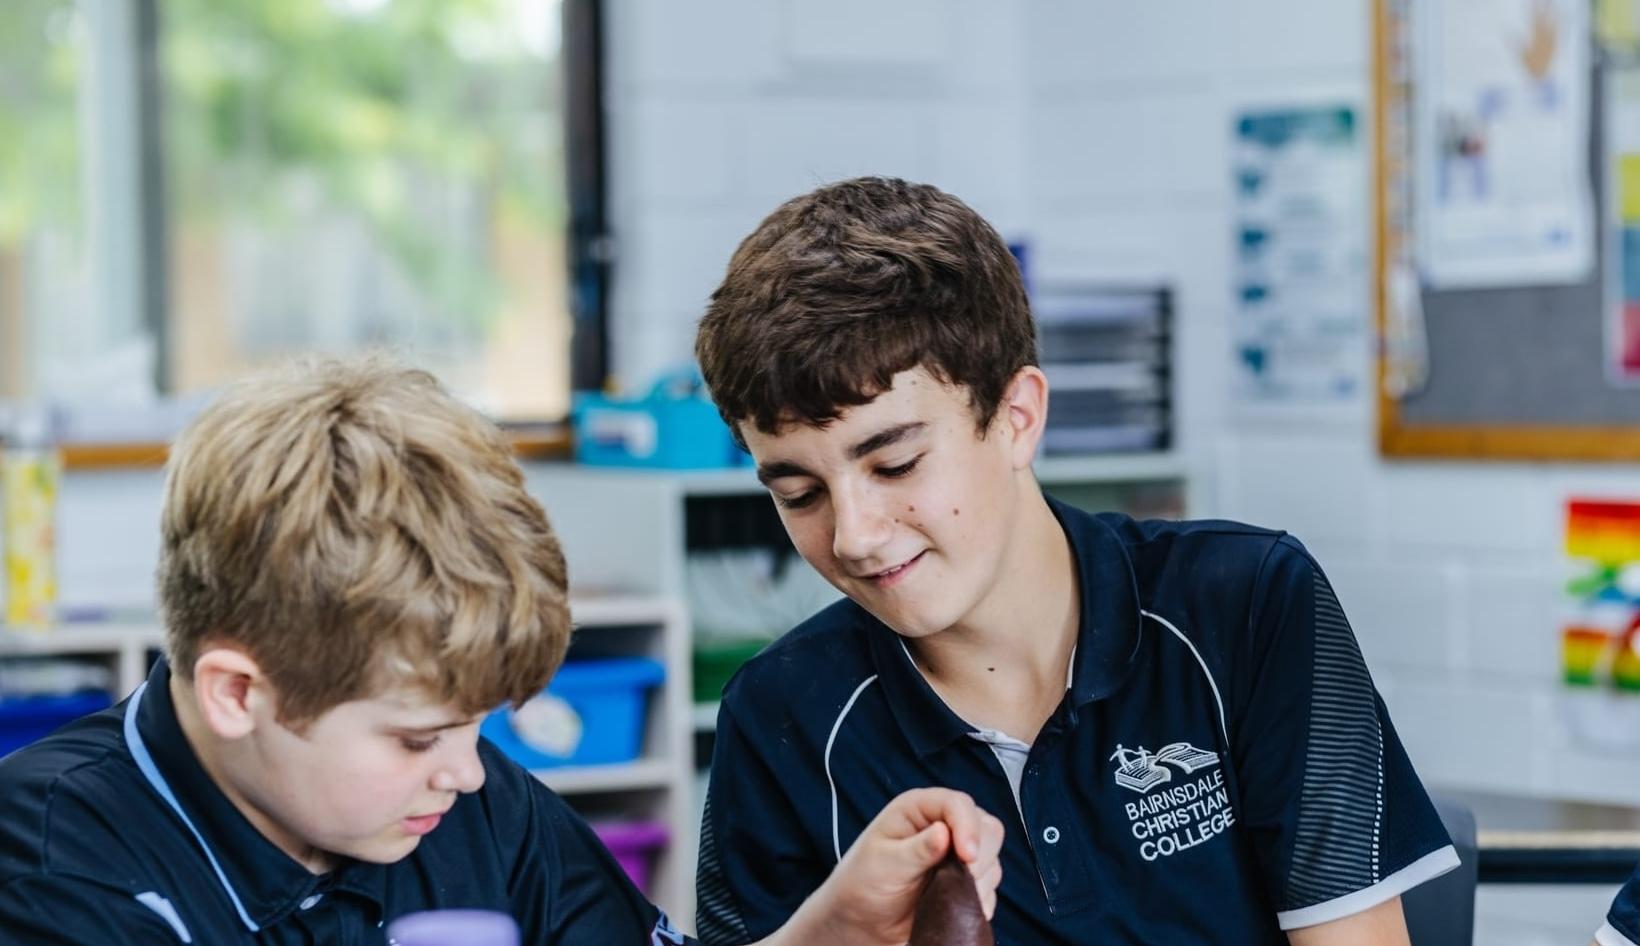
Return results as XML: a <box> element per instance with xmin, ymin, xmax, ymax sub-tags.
<box><xmin>967</xmin><ymin>726</ymin><xmax>1033</xmax><ymax>813</ymax></box>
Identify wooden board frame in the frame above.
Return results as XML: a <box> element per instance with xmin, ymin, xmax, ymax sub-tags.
<box><xmin>51</xmin><ymin>428</ymin><xmax>571</xmax><ymax>470</ymax></box>
<box><xmin>1373</xmin><ymin>0</ymin><xmax>1640</xmax><ymax>460</ymax></box>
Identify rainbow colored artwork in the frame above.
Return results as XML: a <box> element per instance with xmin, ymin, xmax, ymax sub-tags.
<box><xmin>1563</xmin><ymin>500</ymin><xmax>1640</xmax><ymax>692</ymax></box>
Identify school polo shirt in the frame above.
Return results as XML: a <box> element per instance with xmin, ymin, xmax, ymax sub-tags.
<box><xmin>1598</xmin><ymin>864</ymin><xmax>1640</xmax><ymax>946</ymax></box>
<box><xmin>0</xmin><ymin>660</ymin><xmax>692</xmax><ymax>946</ymax></box>
<box><xmin>697</xmin><ymin>498</ymin><xmax>1458</xmax><ymax>946</ymax></box>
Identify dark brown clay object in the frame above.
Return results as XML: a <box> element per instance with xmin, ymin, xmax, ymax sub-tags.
<box><xmin>907</xmin><ymin>853</ymin><xmax>994</xmax><ymax>946</ymax></box>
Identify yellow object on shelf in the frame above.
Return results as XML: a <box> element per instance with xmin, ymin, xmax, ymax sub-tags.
<box><xmin>2</xmin><ymin>444</ymin><xmax>60</xmax><ymax>631</ymax></box>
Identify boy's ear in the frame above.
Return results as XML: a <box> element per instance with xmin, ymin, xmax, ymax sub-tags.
<box><xmin>190</xmin><ymin>647</ymin><xmax>271</xmax><ymax>741</ymax></box>
<box><xmin>1000</xmin><ymin>366</ymin><xmax>1049</xmax><ymax>468</ymax></box>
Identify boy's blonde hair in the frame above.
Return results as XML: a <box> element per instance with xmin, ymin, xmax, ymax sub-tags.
<box><xmin>157</xmin><ymin>355</ymin><xmax>571</xmax><ymax>725</ymax></box>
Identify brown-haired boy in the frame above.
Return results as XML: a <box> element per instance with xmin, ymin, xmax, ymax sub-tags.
<box><xmin>695</xmin><ymin>177</ymin><xmax>1458</xmax><ymax>945</ymax></box>
<box><xmin>0</xmin><ymin>355</ymin><xmax>1003</xmax><ymax>944</ymax></box>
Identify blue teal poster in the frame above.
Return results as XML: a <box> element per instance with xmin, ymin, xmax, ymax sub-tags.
<box><xmin>1233</xmin><ymin>105</ymin><xmax>1367</xmax><ymax>408</ymax></box>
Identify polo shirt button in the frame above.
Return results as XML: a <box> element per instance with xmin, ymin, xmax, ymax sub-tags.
<box><xmin>300</xmin><ymin>894</ymin><xmax>322</xmax><ymax>911</ymax></box>
<box><xmin>1042</xmin><ymin>826</ymin><xmax>1061</xmax><ymax>844</ymax></box>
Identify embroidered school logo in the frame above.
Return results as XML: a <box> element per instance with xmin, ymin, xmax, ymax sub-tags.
<box><xmin>1109</xmin><ymin>742</ymin><xmax>1235</xmax><ymax>862</ymax></box>
<box><xmin>1107</xmin><ymin>742</ymin><xmax>1220</xmax><ymax>793</ymax></box>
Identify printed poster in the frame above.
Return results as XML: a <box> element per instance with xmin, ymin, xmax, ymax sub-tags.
<box><xmin>1561</xmin><ymin>499</ymin><xmax>1640</xmax><ymax>751</ymax></box>
<box><xmin>1414</xmin><ymin>0</ymin><xmax>1594</xmax><ymax>288</ymax></box>
<box><xmin>1232</xmin><ymin>105</ymin><xmax>1367</xmax><ymax>407</ymax></box>
<box><xmin>1598</xmin><ymin>0</ymin><xmax>1640</xmax><ymax>48</ymax></box>
<box><xmin>1607</xmin><ymin>68</ymin><xmax>1640</xmax><ymax>382</ymax></box>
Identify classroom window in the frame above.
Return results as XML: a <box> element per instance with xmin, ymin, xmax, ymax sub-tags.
<box><xmin>1</xmin><ymin>0</ymin><xmax>603</xmax><ymax>425</ymax></box>
<box><xmin>0</xmin><ymin>1</ymin><xmax>94</xmax><ymax>400</ymax></box>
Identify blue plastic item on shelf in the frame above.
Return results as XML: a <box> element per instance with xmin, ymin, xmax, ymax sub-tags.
<box><xmin>572</xmin><ymin>368</ymin><xmax>745</xmax><ymax>469</ymax></box>
<box><xmin>481</xmin><ymin>657</ymin><xmax>666</xmax><ymax>769</ymax></box>
<box><xmin>0</xmin><ymin>691</ymin><xmax>113</xmax><ymax>757</ymax></box>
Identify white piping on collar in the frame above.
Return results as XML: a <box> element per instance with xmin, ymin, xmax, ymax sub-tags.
<box><xmin>124</xmin><ymin>681</ymin><xmax>262</xmax><ymax>933</ymax></box>
<box><xmin>824</xmin><ymin>675</ymin><xmax>879</xmax><ymax>862</ymax></box>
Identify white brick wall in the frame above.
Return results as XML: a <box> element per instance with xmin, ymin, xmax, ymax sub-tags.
<box><xmin>603</xmin><ymin>0</ymin><xmax>1030</xmax><ymax>390</ymax></box>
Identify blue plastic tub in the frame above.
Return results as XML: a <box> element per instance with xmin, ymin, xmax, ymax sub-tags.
<box><xmin>572</xmin><ymin>368</ymin><xmax>745</xmax><ymax>469</ymax></box>
<box><xmin>481</xmin><ymin>658</ymin><xmax>666</xmax><ymax>769</ymax></box>
<box><xmin>0</xmin><ymin>691</ymin><xmax>113</xmax><ymax>757</ymax></box>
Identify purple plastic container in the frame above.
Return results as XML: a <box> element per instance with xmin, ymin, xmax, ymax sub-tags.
<box><xmin>386</xmin><ymin>909</ymin><xmax>519</xmax><ymax>946</ymax></box>
<box><xmin>591</xmin><ymin>820</ymin><xmax>670</xmax><ymax>896</ymax></box>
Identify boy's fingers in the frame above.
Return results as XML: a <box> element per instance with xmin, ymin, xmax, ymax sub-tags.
<box><xmin>931</xmin><ymin>788</ymin><xmax>987</xmax><ymax>862</ymax></box>
<box><xmin>974</xmin><ymin>864</ymin><xmax>1001</xmax><ymax>919</ymax></box>
<box><xmin>975</xmin><ymin>862</ymin><xmax>1002</xmax><ymax>892</ymax></box>
<box><xmin>881</xmin><ymin>788</ymin><xmax>982</xmax><ymax>854</ymax></box>
<box><xmin>973</xmin><ymin>812</ymin><xmax>1005</xmax><ymax>869</ymax></box>
<box><xmin>875</xmin><ymin>788</ymin><xmax>1005</xmax><ymax>875</ymax></box>
<box><xmin>910</xmin><ymin>821</ymin><xmax>951</xmax><ymax>868</ymax></box>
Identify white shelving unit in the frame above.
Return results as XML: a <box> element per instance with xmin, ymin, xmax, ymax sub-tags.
<box><xmin>0</xmin><ymin>593</ymin><xmax>698</xmax><ymax>931</ymax></box>
<box><xmin>0</xmin><ymin>621</ymin><xmax>163</xmax><ymax>695</ymax></box>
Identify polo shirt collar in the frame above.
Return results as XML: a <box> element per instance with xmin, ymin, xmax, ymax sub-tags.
<box><xmin>865</xmin><ymin>617</ymin><xmax>972</xmax><ymax>758</ymax></box>
<box><xmin>1048</xmin><ymin>495</ymin><xmax>1144</xmax><ymax>709</ymax></box>
<box><xmin>865</xmin><ymin>495</ymin><xmax>1142</xmax><ymax>757</ymax></box>
<box><xmin>124</xmin><ymin>659</ymin><xmax>388</xmax><ymax>932</ymax></box>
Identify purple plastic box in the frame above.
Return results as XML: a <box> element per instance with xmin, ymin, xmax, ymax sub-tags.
<box><xmin>591</xmin><ymin>820</ymin><xmax>670</xmax><ymax>895</ymax></box>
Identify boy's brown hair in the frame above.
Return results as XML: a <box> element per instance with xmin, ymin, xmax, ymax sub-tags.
<box><xmin>157</xmin><ymin>355</ymin><xmax>571</xmax><ymax>725</ymax></box>
<box><xmin>696</xmin><ymin>176</ymin><xmax>1037</xmax><ymax>439</ymax></box>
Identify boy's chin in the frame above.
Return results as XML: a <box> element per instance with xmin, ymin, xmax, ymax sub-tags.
<box><xmin>337</xmin><ymin>833</ymin><xmax>425</xmax><ymax>865</ymax></box>
<box><xmin>874</xmin><ymin>600</ymin><xmax>969</xmax><ymax>640</ymax></box>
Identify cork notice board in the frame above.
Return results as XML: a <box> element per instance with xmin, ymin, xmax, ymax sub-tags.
<box><xmin>1373</xmin><ymin>0</ymin><xmax>1640</xmax><ymax>460</ymax></box>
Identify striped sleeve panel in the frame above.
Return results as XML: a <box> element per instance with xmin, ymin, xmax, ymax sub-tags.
<box><xmin>1283</xmin><ymin>569</ymin><xmax>1385</xmax><ymax>909</ymax></box>
<box><xmin>696</xmin><ymin>791</ymin><xmax>751</xmax><ymax>946</ymax></box>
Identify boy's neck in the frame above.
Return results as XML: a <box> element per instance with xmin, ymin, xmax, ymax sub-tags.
<box><xmin>904</xmin><ymin>485</ymin><xmax>1079</xmax><ymax>744</ymax></box>
<box><xmin>169</xmin><ymin>675</ymin><xmax>339</xmax><ymax>874</ymax></box>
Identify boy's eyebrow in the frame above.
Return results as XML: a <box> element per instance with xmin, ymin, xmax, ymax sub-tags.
<box><xmin>755</xmin><ymin>460</ymin><xmax>811</xmax><ymax>486</ymax></box>
<box><xmin>391</xmin><ymin>716</ymin><xmax>481</xmax><ymax>734</ymax></box>
<box><xmin>847</xmin><ymin>422</ymin><xmax>926</xmax><ymax>460</ymax></box>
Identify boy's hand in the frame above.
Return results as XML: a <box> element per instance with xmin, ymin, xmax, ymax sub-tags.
<box><xmin>768</xmin><ymin>788</ymin><xmax>1005</xmax><ymax>946</ymax></box>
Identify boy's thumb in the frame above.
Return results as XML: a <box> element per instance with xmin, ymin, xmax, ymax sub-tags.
<box><xmin>907</xmin><ymin>821</ymin><xmax>952</xmax><ymax>870</ymax></box>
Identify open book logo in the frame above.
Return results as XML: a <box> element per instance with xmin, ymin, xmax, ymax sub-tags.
<box><xmin>1108</xmin><ymin>742</ymin><xmax>1221</xmax><ymax>793</ymax></box>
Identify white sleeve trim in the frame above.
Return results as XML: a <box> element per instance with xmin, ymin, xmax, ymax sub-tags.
<box><xmin>1276</xmin><ymin>844</ymin><xmax>1461</xmax><ymax>931</ymax></box>
<box><xmin>1598</xmin><ymin>921</ymin><xmax>1640</xmax><ymax>946</ymax></box>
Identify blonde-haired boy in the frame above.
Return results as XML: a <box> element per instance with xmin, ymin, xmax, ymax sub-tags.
<box><xmin>0</xmin><ymin>356</ymin><xmax>1002</xmax><ymax>945</ymax></box>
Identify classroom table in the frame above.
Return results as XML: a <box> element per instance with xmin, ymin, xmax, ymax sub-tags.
<box><xmin>1448</xmin><ymin>790</ymin><xmax>1640</xmax><ymax>885</ymax></box>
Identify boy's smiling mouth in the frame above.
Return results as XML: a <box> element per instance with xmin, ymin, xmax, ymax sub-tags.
<box><xmin>862</xmin><ymin>551</ymin><xmax>927</xmax><ymax>587</ymax></box>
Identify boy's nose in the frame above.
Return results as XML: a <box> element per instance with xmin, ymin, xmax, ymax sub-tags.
<box><xmin>831</xmin><ymin>488</ymin><xmax>894</xmax><ymax>564</ymax></box>
<box><xmin>432</xmin><ymin>745</ymin><xmax>487</xmax><ymax>795</ymax></box>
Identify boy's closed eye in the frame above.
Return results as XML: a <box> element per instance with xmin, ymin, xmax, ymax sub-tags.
<box><xmin>770</xmin><ymin>455</ymin><xmax>925</xmax><ymax>511</ymax></box>
<box><xmin>775</xmin><ymin>491</ymin><xmax>819</xmax><ymax>511</ymax></box>
<box><xmin>388</xmin><ymin>715</ymin><xmax>480</xmax><ymax>753</ymax></box>
<box><xmin>875</xmin><ymin>455</ymin><xmax>922</xmax><ymax>479</ymax></box>
<box><xmin>400</xmin><ymin>734</ymin><xmax>442</xmax><ymax>753</ymax></box>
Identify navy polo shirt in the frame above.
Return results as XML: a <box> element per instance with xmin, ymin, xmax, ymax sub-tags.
<box><xmin>0</xmin><ymin>659</ymin><xmax>692</xmax><ymax>945</ymax></box>
<box><xmin>698</xmin><ymin>498</ymin><xmax>1458</xmax><ymax>945</ymax></box>
<box><xmin>1599</xmin><ymin>864</ymin><xmax>1640</xmax><ymax>946</ymax></box>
